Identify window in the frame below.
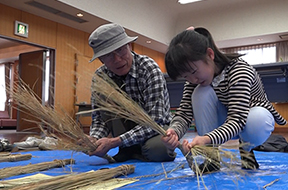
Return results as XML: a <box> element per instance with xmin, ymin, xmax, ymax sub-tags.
<box><xmin>221</xmin><ymin>43</ymin><xmax>276</xmax><ymax>65</ymax></box>
<box><xmin>238</xmin><ymin>45</ymin><xmax>276</xmax><ymax>65</ymax></box>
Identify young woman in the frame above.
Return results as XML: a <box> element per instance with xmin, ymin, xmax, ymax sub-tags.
<box><xmin>162</xmin><ymin>27</ymin><xmax>287</xmax><ymax>173</ymax></box>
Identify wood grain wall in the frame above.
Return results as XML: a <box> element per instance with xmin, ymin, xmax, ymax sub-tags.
<box><xmin>133</xmin><ymin>43</ymin><xmax>166</xmax><ymax>73</ymax></box>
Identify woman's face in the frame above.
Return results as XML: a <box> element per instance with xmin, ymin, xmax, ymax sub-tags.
<box><xmin>181</xmin><ymin>48</ymin><xmax>215</xmax><ymax>86</ymax></box>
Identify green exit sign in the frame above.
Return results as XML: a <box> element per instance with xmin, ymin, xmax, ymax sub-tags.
<box><xmin>14</xmin><ymin>20</ymin><xmax>29</xmax><ymax>38</ymax></box>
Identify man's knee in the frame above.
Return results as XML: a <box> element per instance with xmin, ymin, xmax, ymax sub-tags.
<box><xmin>142</xmin><ymin>135</ymin><xmax>176</xmax><ymax>162</ymax></box>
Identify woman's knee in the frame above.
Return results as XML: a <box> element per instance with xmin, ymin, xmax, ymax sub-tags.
<box><xmin>192</xmin><ymin>85</ymin><xmax>216</xmax><ymax>103</ymax></box>
<box><xmin>240</xmin><ymin>107</ymin><xmax>275</xmax><ymax>148</ymax></box>
<box><xmin>192</xmin><ymin>85</ymin><xmax>226</xmax><ymax>135</ymax></box>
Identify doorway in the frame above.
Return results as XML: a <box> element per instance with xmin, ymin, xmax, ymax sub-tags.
<box><xmin>0</xmin><ymin>36</ymin><xmax>55</xmax><ymax>133</ymax></box>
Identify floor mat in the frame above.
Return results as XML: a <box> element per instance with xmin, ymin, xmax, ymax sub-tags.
<box><xmin>0</xmin><ymin>133</ymin><xmax>287</xmax><ymax>189</ymax></box>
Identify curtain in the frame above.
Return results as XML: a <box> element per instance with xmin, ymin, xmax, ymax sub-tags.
<box><xmin>276</xmin><ymin>41</ymin><xmax>288</xmax><ymax>62</ymax></box>
<box><xmin>0</xmin><ymin>64</ymin><xmax>6</xmax><ymax>111</ymax></box>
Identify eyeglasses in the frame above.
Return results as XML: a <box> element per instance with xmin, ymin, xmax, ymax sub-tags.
<box><xmin>100</xmin><ymin>44</ymin><xmax>128</xmax><ymax>63</ymax></box>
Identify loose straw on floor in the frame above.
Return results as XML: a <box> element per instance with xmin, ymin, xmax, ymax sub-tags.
<box><xmin>0</xmin><ymin>153</ymin><xmax>32</xmax><ymax>163</ymax></box>
<box><xmin>0</xmin><ymin>158</ymin><xmax>75</xmax><ymax>179</ymax></box>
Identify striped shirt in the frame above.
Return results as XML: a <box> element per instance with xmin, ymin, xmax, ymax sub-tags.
<box><xmin>170</xmin><ymin>59</ymin><xmax>287</xmax><ymax>145</ymax></box>
<box><xmin>90</xmin><ymin>51</ymin><xmax>172</xmax><ymax>147</ymax></box>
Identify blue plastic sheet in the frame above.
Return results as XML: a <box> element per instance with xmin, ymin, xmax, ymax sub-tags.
<box><xmin>1</xmin><ymin>147</ymin><xmax>288</xmax><ymax>189</ymax></box>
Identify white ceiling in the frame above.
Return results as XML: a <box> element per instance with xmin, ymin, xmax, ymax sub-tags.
<box><xmin>0</xmin><ymin>0</ymin><xmax>288</xmax><ymax>55</ymax></box>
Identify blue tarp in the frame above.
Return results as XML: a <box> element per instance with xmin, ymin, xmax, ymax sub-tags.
<box><xmin>1</xmin><ymin>146</ymin><xmax>288</xmax><ymax>190</ymax></box>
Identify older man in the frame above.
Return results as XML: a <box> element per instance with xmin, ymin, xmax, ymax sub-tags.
<box><xmin>88</xmin><ymin>23</ymin><xmax>175</xmax><ymax>162</ymax></box>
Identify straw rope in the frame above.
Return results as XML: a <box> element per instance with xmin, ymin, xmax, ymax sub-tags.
<box><xmin>8</xmin><ymin>164</ymin><xmax>135</xmax><ymax>190</ymax></box>
<box><xmin>0</xmin><ymin>159</ymin><xmax>75</xmax><ymax>179</ymax></box>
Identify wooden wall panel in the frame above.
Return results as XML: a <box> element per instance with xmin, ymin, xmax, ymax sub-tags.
<box><xmin>74</xmin><ymin>54</ymin><xmax>102</xmax><ymax>127</ymax></box>
<box><xmin>0</xmin><ymin>4</ymin><xmax>21</xmax><ymax>38</ymax></box>
<box><xmin>0</xmin><ymin>4</ymin><xmax>57</xmax><ymax>48</ymax></box>
<box><xmin>84</xmin><ymin>33</ymin><xmax>94</xmax><ymax>58</ymax></box>
<box><xmin>157</xmin><ymin>52</ymin><xmax>166</xmax><ymax>73</ymax></box>
<box><xmin>21</xmin><ymin>12</ymin><xmax>57</xmax><ymax>48</ymax></box>
<box><xmin>273</xmin><ymin>103</ymin><xmax>288</xmax><ymax>128</ymax></box>
<box><xmin>75</xmin><ymin>54</ymin><xmax>102</xmax><ymax>104</ymax></box>
<box><xmin>54</xmin><ymin>24</ymin><xmax>86</xmax><ymax>115</ymax></box>
<box><xmin>143</xmin><ymin>46</ymin><xmax>158</xmax><ymax>62</ymax></box>
<box><xmin>133</xmin><ymin>43</ymin><xmax>143</xmax><ymax>54</ymax></box>
<box><xmin>133</xmin><ymin>43</ymin><xmax>166</xmax><ymax>72</ymax></box>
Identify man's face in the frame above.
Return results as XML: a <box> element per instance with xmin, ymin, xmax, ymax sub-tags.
<box><xmin>99</xmin><ymin>43</ymin><xmax>133</xmax><ymax>76</ymax></box>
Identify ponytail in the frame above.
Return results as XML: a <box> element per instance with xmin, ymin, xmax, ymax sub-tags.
<box><xmin>194</xmin><ymin>27</ymin><xmax>241</xmax><ymax>71</ymax></box>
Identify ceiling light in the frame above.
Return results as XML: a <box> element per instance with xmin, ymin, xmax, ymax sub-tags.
<box><xmin>76</xmin><ymin>13</ymin><xmax>83</xmax><ymax>17</ymax></box>
<box><xmin>146</xmin><ymin>40</ymin><xmax>151</xmax><ymax>44</ymax></box>
<box><xmin>178</xmin><ymin>0</ymin><xmax>202</xmax><ymax>4</ymax></box>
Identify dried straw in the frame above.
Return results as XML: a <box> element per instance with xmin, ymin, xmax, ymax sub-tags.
<box><xmin>77</xmin><ymin>73</ymin><xmax>252</xmax><ymax>188</ymax></box>
<box><xmin>8</xmin><ymin>78</ymin><xmax>115</xmax><ymax>163</ymax></box>
<box><xmin>0</xmin><ymin>159</ymin><xmax>75</xmax><ymax>179</ymax></box>
<box><xmin>0</xmin><ymin>153</ymin><xmax>32</xmax><ymax>163</ymax></box>
<box><xmin>77</xmin><ymin>73</ymin><xmax>192</xmax><ymax>167</ymax></box>
<box><xmin>8</xmin><ymin>164</ymin><xmax>135</xmax><ymax>190</ymax></box>
<box><xmin>79</xmin><ymin>72</ymin><xmax>167</xmax><ymax>136</ymax></box>
<box><xmin>0</xmin><ymin>153</ymin><xmax>11</xmax><ymax>157</ymax></box>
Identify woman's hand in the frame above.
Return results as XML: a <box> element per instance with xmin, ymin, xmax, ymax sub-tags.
<box><xmin>181</xmin><ymin>135</ymin><xmax>211</xmax><ymax>154</ymax></box>
<box><xmin>161</xmin><ymin>128</ymin><xmax>180</xmax><ymax>150</ymax></box>
<box><xmin>190</xmin><ymin>135</ymin><xmax>211</xmax><ymax>147</ymax></box>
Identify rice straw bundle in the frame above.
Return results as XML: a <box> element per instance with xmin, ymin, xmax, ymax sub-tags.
<box><xmin>8</xmin><ymin>78</ymin><xmax>115</xmax><ymax>163</ymax></box>
<box><xmin>82</xmin><ymin>72</ymin><xmax>167</xmax><ymax>136</ymax></box>
<box><xmin>0</xmin><ymin>159</ymin><xmax>75</xmax><ymax>179</ymax></box>
<box><xmin>186</xmin><ymin>142</ymin><xmax>259</xmax><ymax>190</ymax></box>
<box><xmin>0</xmin><ymin>153</ymin><xmax>32</xmax><ymax>163</ymax></box>
<box><xmin>9</xmin><ymin>164</ymin><xmax>135</xmax><ymax>190</ymax></box>
<box><xmin>0</xmin><ymin>152</ymin><xmax>11</xmax><ymax>157</ymax></box>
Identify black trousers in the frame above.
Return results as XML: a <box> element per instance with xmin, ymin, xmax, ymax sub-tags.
<box><xmin>101</xmin><ymin>111</ymin><xmax>176</xmax><ymax>162</ymax></box>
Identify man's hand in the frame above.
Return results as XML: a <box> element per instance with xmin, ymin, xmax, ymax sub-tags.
<box><xmin>88</xmin><ymin>137</ymin><xmax>122</xmax><ymax>157</ymax></box>
<box><xmin>161</xmin><ymin>128</ymin><xmax>180</xmax><ymax>150</ymax></box>
<box><xmin>78</xmin><ymin>134</ymin><xmax>97</xmax><ymax>149</ymax></box>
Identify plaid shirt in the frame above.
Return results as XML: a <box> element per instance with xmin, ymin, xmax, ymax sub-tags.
<box><xmin>90</xmin><ymin>51</ymin><xmax>172</xmax><ymax>147</ymax></box>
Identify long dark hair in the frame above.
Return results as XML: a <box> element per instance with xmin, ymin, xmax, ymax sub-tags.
<box><xmin>165</xmin><ymin>27</ymin><xmax>241</xmax><ymax>80</ymax></box>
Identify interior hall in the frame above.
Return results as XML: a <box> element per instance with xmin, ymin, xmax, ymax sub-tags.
<box><xmin>0</xmin><ymin>0</ymin><xmax>288</xmax><ymax>189</ymax></box>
